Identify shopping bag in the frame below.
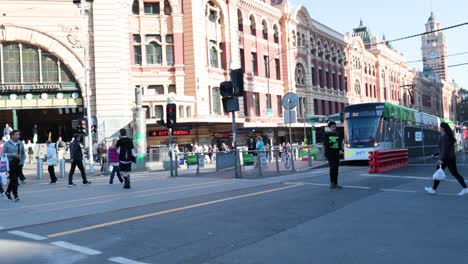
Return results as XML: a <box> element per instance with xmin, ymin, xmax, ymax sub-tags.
<box><xmin>432</xmin><ymin>168</ymin><xmax>446</xmax><ymax>181</ymax></box>
<box><xmin>0</xmin><ymin>174</ymin><xmax>7</xmax><ymax>186</ymax></box>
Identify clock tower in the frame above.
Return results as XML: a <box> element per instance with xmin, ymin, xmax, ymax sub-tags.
<box><xmin>421</xmin><ymin>12</ymin><xmax>448</xmax><ymax>80</ymax></box>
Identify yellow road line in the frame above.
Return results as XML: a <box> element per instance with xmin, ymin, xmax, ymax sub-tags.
<box><xmin>47</xmin><ymin>183</ymin><xmax>303</xmax><ymax>238</ymax></box>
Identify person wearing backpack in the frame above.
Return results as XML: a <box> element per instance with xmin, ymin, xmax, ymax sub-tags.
<box><xmin>45</xmin><ymin>141</ymin><xmax>58</xmax><ymax>184</ymax></box>
<box><xmin>116</xmin><ymin>129</ymin><xmax>135</xmax><ymax>189</ymax></box>
<box><xmin>425</xmin><ymin>122</ymin><xmax>468</xmax><ymax>196</ymax></box>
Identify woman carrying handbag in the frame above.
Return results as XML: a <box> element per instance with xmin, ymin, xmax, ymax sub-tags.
<box><xmin>425</xmin><ymin>122</ymin><xmax>468</xmax><ymax>195</ymax></box>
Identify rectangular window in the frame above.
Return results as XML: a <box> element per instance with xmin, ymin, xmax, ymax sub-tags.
<box><xmin>332</xmin><ymin>73</ymin><xmax>336</xmax><ymax>90</ymax></box>
<box><xmin>321</xmin><ymin>100</ymin><xmax>326</xmax><ymax>115</ymax></box>
<box><xmin>314</xmin><ymin>99</ymin><xmax>318</xmax><ymax>115</ymax></box>
<box><xmin>275</xmin><ymin>59</ymin><xmax>280</xmax><ymax>80</ymax></box>
<box><xmin>253</xmin><ymin>92</ymin><xmax>260</xmax><ymax>116</ymax></box>
<box><xmin>251</xmin><ymin>52</ymin><xmax>258</xmax><ymax>76</ymax></box>
<box><xmin>319</xmin><ymin>69</ymin><xmax>323</xmax><ymax>88</ymax></box>
<box><xmin>365</xmin><ymin>83</ymin><xmax>368</xmax><ymax>97</ymax></box>
<box><xmin>344</xmin><ymin>76</ymin><xmax>348</xmax><ymax>92</ymax></box>
<box><xmin>338</xmin><ymin>74</ymin><xmax>342</xmax><ymax>91</ymax></box>
<box><xmin>42</xmin><ymin>54</ymin><xmax>59</xmax><ymax>83</ymax></box>
<box><xmin>326</xmin><ymin>71</ymin><xmax>330</xmax><ymax>88</ymax></box>
<box><xmin>142</xmin><ymin>106</ymin><xmax>150</xmax><ymax>118</ymax></box>
<box><xmin>212</xmin><ymin>87</ymin><xmax>221</xmax><ymax>115</ymax></box>
<box><xmin>240</xmin><ymin>49</ymin><xmax>245</xmax><ymax>72</ymax></box>
<box><xmin>264</xmin><ymin>55</ymin><xmax>269</xmax><ymax>78</ymax></box>
<box><xmin>166</xmin><ymin>46</ymin><xmax>174</xmax><ymax>66</ymax></box>
<box><xmin>373</xmin><ymin>85</ymin><xmax>376</xmax><ymax>98</ymax></box>
<box><xmin>154</xmin><ymin>105</ymin><xmax>163</xmax><ymax>119</ymax></box>
<box><xmin>147</xmin><ymin>85</ymin><xmax>164</xmax><ymax>95</ymax></box>
<box><xmin>186</xmin><ymin>106</ymin><xmax>192</xmax><ymax>118</ymax></box>
<box><xmin>168</xmin><ymin>85</ymin><xmax>176</xmax><ymax>94</ymax></box>
<box><xmin>311</xmin><ymin>67</ymin><xmax>315</xmax><ymax>86</ymax></box>
<box><xmin>3</xmin><ymin>44</ymin><xmax>20</xmax><ymax>83</ymax></box>
<box><xmin>266</xmin><ymin>94</ymin><xmax>271</xmax><ymax>109</ymax></box>
<box><xmin>133</xmin><ymin>34</ymin><xmax>142</xmax><ymax>65</ymax></box>
<box><xmin>277</xmin><ymin>95</ymin><xmax>283</xmax><ymax>116</ymax></box>
<box><xmin>144</xmin><ymin>2</ymin><xmax>160</xmax><ymax>15</ymax></box>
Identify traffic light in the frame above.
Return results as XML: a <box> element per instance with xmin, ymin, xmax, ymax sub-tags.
<box><xmin>91</xmin><ymin>124</ymin><xmax>97</xmax><ymax>134</ymax></box>
<box><xmin>230</xmin><ymin>69</ymin><xmax>244</xmax><ymax>97</ymax></box>
<box><xmin>166</xmin><ymin>103</ymin><xmax>177</xmax><ymax>128</ymax></box>
<box><xmin>220</xmin><ymin>81</ymin><xmax>234</xmax><ymax>98</ymax></box>
<box><xmin>78</xmin><ymin>118</ymin><xmax>87</xmax><ymax>134</ymax></box>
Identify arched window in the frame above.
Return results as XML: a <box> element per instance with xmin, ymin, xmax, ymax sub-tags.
<box><xmin>146</xmin><ymin>42</ymin><xmax>162</xmax><ymax>65</ymax></box>
<box><xmin>250</xmin><ymin>15</ymin><xmax>256</xmax><ymax>36</ymax></box>
<box><xmin>3</xmin><ymin>43</ymin><xmax>20</xmax><ymax>83</ymax></box>
<box><xmin>273</xmin><ymin>24</ymin><xmax>279</xmax><ymax>43</ymax></box>
<box><xmin>164</xmin><ymin>0</ymin><xmax>172</xmax><ymax>15</ymax></box>
<box><xmin>354</xmin><ymin>80</ymin><xmax>361</xmax><ymax>95</ymax></box>
<box><xmin>238</xmin><ymin>9</ymin><xmax>243</xmax><ymax>32</ymax></box>
<box><xmin>262</xmin><ymin>20</ymin><xmax>268</xmax><ymax>40</ymax></box>
<box><xmin>22</xmin><ymin>44</ymin><xmax>40</xmax><ymax>83</ymax></box>
<box><xmin>295</xmin><ymin>64</ymin><xmax>305</xmax><ymax>85</ymax></box>
<box><xmin>132</xmin><ymin>0</ymin><xmax>139</xmax><ymax>15</ymax></box>
<box><xmin>42</xmin><ymin>53</ymin><xmax>59</xmax><ymax>82</ymax></box>
<box><xmin>210</xmin><ymin>46</ymin><xmax>219</xmax><ymax>68</ymax></box>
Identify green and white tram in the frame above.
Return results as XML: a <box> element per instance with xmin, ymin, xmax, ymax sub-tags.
<box><xmin>343</xmin><ymin>102</ymin><xmax>446</xmax><ymax>161</ymax></box>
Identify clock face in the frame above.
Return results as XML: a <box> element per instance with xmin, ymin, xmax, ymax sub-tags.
<box><xmin>429</xmin><ymin>51</ymin><xmax>438</xmax><ymax>60</ymax></box>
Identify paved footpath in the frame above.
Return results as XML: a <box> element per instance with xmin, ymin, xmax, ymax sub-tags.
<box><xmin>1</xmin><ymin>163</ymin><xmax>467</xmax><ymax>264</ymax></box>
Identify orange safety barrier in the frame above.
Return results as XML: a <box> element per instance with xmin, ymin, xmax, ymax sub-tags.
<box><xmin>368</xmin><ymin>149</ymin><xmax>408</xmax><ymax>173</ymax></box>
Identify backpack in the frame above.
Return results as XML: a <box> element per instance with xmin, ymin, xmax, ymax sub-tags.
<box><xmin>28</xmin><ymin>146</ymin><xmax>34</xmax><ymax>155</ymax></box>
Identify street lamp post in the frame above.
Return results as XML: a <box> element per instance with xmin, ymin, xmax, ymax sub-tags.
<box><xmin>77</xmin><ymin>0</ymin><xmax>94</xmax><ymax>173</ymax></box>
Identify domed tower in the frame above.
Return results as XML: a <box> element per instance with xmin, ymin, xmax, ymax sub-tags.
<box><xmin>421</xmin><ymin>12</ymin><xmax>448</xmax><ymax>80</ymax></box>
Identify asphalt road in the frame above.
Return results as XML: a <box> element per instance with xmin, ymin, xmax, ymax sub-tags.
<box><xmin>1</xmin><ymin>163</ymin><xmax>467</xmax><ymax>264</ymax></box>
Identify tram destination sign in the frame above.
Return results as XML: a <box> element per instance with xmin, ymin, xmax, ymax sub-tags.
<box><xmin>0</xmin><ymin>83</ymin><xmax>62</xmax><ymax>94</ymax></box>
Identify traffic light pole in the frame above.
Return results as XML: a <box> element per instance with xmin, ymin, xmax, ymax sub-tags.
<box><xmin>80</xmin><ymin>0</ymin><xmax>94</xmax><ymax>174</ymax></box>
<box><xmin>232</xmin><ymin>109</ymin><xmax>240</xmax><ymax>179</ymax></box>
<box><xmin>169</xmin><ymin>128</ymin><xmax>174</xmax><ymax>177</ymax></box>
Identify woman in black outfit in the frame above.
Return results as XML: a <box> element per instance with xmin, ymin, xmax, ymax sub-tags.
<box><xmin>425</xmin><ymin>122</ymin><xmax>468</xmax><ymax>196</ymax></box>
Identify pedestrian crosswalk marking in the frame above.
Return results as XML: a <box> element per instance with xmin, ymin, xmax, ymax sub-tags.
<box><xmin>109</xmin><ymin>257</ymin><xmax>149</xmax><ymax>264</ymax></box>
<box><xmin>51</xmin><ymin>241</ymin><xmax>102</xmax><ymax>255</ymax></box>
<box><xmin>8</xmin><ymin>230</ymin><xmax>48</xmax><ymax>240</ymax></box>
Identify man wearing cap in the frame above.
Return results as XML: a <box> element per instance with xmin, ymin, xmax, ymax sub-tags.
<box><xmin>323</xmin><ymin>121</ymin><xmax>343</xmax><ymax>189</ymax></box>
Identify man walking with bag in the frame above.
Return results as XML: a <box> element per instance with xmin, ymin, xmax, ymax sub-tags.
<box><xmin>323</xmin><ymin>121</ymin><xmax>343</xmax><ymax>189</ymax></box>
<box><xmin>2</xmin><ymin>130</ymin><xmax>25</xmax><ymax>201</ymax></box>
<box><xmin>116</xmin><ymin>129</ymin><xmax>135</xmax><ymax>189</ymax></box>
<box><xmin>68</xmin><ymin>134</ymin><xmax>91</xmax><ymax>187</ymax></box>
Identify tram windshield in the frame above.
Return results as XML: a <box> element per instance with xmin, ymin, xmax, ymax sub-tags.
<box><xmin>345</xmin><ymin>116</ymin><xmax>382</xmax><ymax>147</ymax></box>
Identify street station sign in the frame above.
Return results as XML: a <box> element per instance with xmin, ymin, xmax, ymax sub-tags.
<box><xmin>149</xmin><ymin>130</ymin><xmax>191</xmax><ymax>137</ymax></box>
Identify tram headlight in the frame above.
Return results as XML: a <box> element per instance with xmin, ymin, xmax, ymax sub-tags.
<box><xmin>346</xmin><ymin>143</ymin><xmax>351</xmax><ymax>148</ymax></box>
<box><xmin>374</xmin><ymin>142</ymin><xmax>380</xmax><ymax>147</ymax></box>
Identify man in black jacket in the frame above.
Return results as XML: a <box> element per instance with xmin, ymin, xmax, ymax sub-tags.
<box><xmin>116</xmin><ymin>129</ymin><xmax>135</xmax><ymax>189</ymax></box>
<box><xmin>68</xmin><ymin>134</ymin><xmax>91</xmax><ymax>187</ymax></box>
<box><xmin>323</xmin><ymin>121</ymin><xmax>343</xmax><ymax>189</ymax></box>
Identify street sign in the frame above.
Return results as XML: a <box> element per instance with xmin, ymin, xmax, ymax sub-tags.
<box><xmin>284</xmin><ymin>110</ymin><xmax>297</xmax><ymax>124</ymax></box>
<box><xmin>267</xmin><ymin>129</ymin><xmax>274</xmax><ymax>139</ymax></box>
<box><xmin>282</xmin><ymin>92</ymin><xmax>298</xmax><ymax>110</ymax></box>
<box><xmin>415</xmin><ymin>131</ymin><xmax>423</xmax><ymax>142</ymax></box>
<box><xmin>267</xmin><ymin>108</ymin><xmax>273</xmax><ymax>117</ymax></box>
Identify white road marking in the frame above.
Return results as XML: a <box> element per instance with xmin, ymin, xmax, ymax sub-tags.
<box><xmin>360</xmin><ymin>174</ymin><xmax>458</xmax><ymax>182</ymax></box>
<box><xmin>51</xmin><ymin>241</ymin><xmax>102</xmax><ymax>255</ymax></box>
<box><xmin>381</xmin><ymin>189</ymin><xmax>417</xmax><ymax>193</ymax></box>
<box><xmin>8</xmin><ymin>230</ymin><xmax>48</xmax><ymax>240</ymax></box>
<box><xmin>28</xmin><ymin>200</ymin><xmax>114</xmax><ymax>214</ymax></box>
<box><xmin>109</xmin><ymin>257</ymin><xmax>149</xmax><ymax>264</ymax></box>
<box><xmin>343</xmin><ymin>185</ymin><xmax>372</xmax><ymax>190</ymax></box>
<box><xmin>136</xmin><ymin>181</ymin><xmax>234</xmax><ymax>198</ymax></box>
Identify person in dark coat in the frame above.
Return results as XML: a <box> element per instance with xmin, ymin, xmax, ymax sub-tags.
<box><xmin>323</xmin><ymin>121</ymin><xmax>343</xmax><ymax>189</ymax></box>
<box><xmin>425</xmin><ymin>122</ymin><xmax>468</xmax><ymax>195</ymax></box>
<box><xmin>1</xmin><ymin>130</ymin><xmax>26</xmax><ymax>201</ymax></box>
<box><xmin>68</xmin><ymin>134</ymin><xmax>91</xmax><ymax>187</ymax></box>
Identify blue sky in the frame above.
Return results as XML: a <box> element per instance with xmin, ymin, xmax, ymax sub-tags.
<box><xmin>291</xmin><ymin>0</ymin><xmax>468</xmax><ymax>89</ymax></box>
